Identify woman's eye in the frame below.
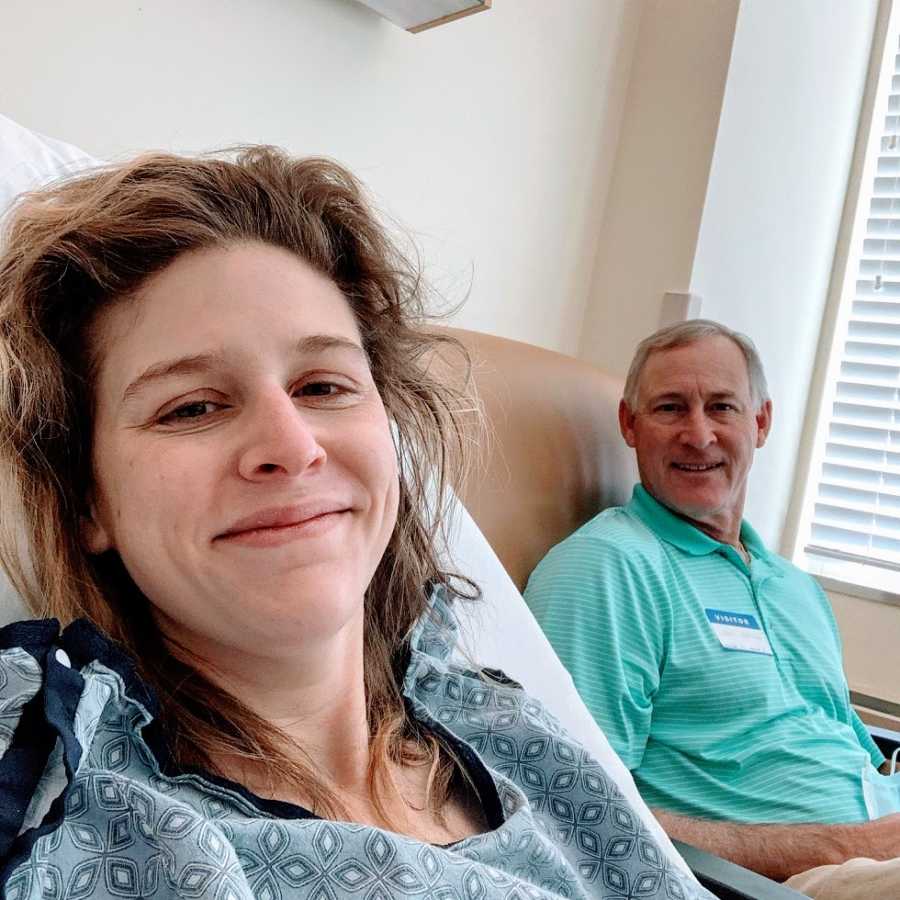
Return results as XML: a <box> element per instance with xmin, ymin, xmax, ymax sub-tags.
<box><xmin>158</xmin><ymin>401</ymin><xmax>219</xmax><ymax>424</ymax></box>
<box><xmin>296</xmin><ymin>380</ymin><xmax>356</xmax><ymax>402</ymax></box>
<box><xmin>300</xmin><ymin>382</ymin><xmax>340</xmax><ymax>397</ymax></box>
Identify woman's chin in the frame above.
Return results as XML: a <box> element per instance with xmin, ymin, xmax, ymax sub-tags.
<box><xmin>232</xmin><ymin>585</ymin><xmax>366</xmax><ymax>643</ymax></box>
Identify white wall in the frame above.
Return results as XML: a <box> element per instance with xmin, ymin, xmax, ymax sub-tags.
<box><xmin>580</xmin><ymin>0</ymin><xmax>739</xmax><ymax>373</ymax></box>
<box><xmin>0</xmin><ymin>0</ymin><xmax>640</xmax><ymax>355</ymax></box>
<box><xmin>829</xmin><ymin>591</ymin><xmax>900</xmax><ymax>705</ymax></box>
<box><xmin>690</xmin><ymin>0</ymin><xmax>879</xmax><ymax>548</ymax></box>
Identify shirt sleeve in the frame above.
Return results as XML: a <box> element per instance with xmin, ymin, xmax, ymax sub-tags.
<box><xmin>523</xmin><ymin>531</ymin><xmax>666</xmax><ymax>771</ymax></box>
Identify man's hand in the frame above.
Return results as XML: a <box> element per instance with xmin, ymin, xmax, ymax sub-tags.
<box><xmin>655</xmin><ymin>809</ymin><xmax>900</xmax><ymax>881</ymax></box>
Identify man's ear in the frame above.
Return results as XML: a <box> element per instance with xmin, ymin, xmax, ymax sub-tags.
<box><xmin>619</xmin><ymin>398</ymin><xmax>638</xmax><ymax>448</ymax></box>
<box><xmin>80</xmin><ymin>498</ymin><xmax>112</xmax><ymax>555</ymax></box>
<box><xmin>755</xmin><ymin>399</ymin><xmax>773</xmax><ymax>449</ymax></box>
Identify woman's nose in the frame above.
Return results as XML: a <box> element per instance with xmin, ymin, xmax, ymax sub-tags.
<box><xmin>237</xmin><ymin>392</ymin><xmax>326</xmax><ymax>480</ymax></box>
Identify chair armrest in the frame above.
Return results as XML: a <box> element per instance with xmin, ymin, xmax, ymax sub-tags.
<box><xmin>870</xmin><ymin>725</ymin><xmax>900</xmax><ymax>759</ymax></box>
<box><xmin>673</xmin><ymin>840</ymin><xmax>810</xmax><ymax>899</ymax></box>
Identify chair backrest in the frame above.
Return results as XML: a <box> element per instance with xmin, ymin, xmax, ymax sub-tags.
<box><xmin>442</xmin><ymin>327</ymin><xmax>638</xmax><ymax>591</ymax></box>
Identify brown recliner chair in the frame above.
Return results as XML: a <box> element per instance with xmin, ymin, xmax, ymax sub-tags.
<box><xmin>441</xmin><ymin>326</ymin><xmax>637</xmax><ymax>591</ymax></box>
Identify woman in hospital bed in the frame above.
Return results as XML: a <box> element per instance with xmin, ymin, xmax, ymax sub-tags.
<box><xmin>0</xmin><ymin>146</ymin><xmax>713</xmax><ymax>899</ymax></box>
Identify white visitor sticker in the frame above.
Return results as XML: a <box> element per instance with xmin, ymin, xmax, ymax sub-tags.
<box><xmin>704</xmin><ymin>608</ymin><xmax>773</xmax><ymax>656</ymax></box>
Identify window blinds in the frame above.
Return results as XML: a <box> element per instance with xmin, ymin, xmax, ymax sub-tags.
<box><xmin>807</xmin><ymin>35</ymin><xmax>900</xmax><ymax>571</ymax></box>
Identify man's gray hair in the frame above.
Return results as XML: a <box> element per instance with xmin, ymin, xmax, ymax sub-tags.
<box><xmin>622</xmin><ymin>319</ymin><xmax>769</xmax><ymax>411</ymax></box>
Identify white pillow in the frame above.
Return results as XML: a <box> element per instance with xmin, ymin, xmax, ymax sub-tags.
<box><xmin>0</xmin><ymin>114</ymin><xmax>101</xmax><ymax>622</ymax></box>
<box><xmin>0</xmin><ymin>113</ymin><xmax>694</xmax><ymax>878</ymax></box>
<box><xmin>0</xmin><ymin>113</ymin><xmax>100</xmax><ymax>219</ymax></box>
<box><xmin>0</xmin><ymin>575</ymin><xmax>26</xmax><ymax>624</ymax></box>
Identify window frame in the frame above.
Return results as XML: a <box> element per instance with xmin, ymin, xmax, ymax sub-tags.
<box><xmin>787</xmin><ymin>0</ymin><xmax>900</xmax><ymax>604</ymax></box>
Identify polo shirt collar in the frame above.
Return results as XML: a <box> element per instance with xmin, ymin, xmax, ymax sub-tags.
<box><xmin>627</xmin><ymin>484</ymin><xmax>771</xmax><ymax>561</ymax></box>
<box><xmin>738</xmin><ymin>518</ymin><xmax>768</xmax><ymax>559</ymax></box>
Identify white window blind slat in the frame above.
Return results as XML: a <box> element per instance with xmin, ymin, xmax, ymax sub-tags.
<box><xmin>835</xmin><ymin>382</ymin><xmax>900</xmax><ymax>405</ymax></box>
<box><xmin>839</xmin><ymin>362</ymin><xmax>900</xmax><ymax>384</ymax></box>
<box><xmin>814</xmin><ymin>502</ymin><xmax>900</xmax><ymax>531</ymax></box>
<box><xmin>848</xmin><ymin>318</ymin><xmax>900</xmax><ymax>335</ymax></box>
<box><xmin>831</xmin><ymin>408</ymin><xmax>900</xmax><ymax>427</ymax></box>
<box><xmin>806</xmin><ymin>542</ymin><xmax>900</xmax><ymax>573</ymax></box>
<box><xmin>823</xmin><ymin>441</ymin><xmax>900</xmax><ymax>471</ymax></box>
<box><xmin>858</xmin><ymin>266</ymin><xmax>900</xmax><ymax>279</ymax></box>
<box><xmin>832</xmin><ymin>400</ymin><xmax>900</xmax><ymax>418</ymax></box>
<box><xmin>843</xmin><ymin>347</ymin><xmax>900</xmax><ymax>366</ymax></box>
<box><xmin>828</xmin><ymin>424</ymin><xmax>900</xmax><ymax>448</ymax></box>
<box><xmin>818</xmin><ymin>479</ymin><xmax>900</xmax><ymax>507</ymax></box>
<box><xmin>820</xmin><ymin>460</ymin><xmax>900</xmax><ymax>487</ymax></box>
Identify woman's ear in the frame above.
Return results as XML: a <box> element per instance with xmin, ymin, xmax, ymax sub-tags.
<box><xmin>80</xmin><ymin>498</ymin><xmax>112</xmax><ymax>554</ymax></box>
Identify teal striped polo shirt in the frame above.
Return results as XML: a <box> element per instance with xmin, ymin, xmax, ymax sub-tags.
<box><xmin>524</xmin><ymin>484</ymin><xmax>884</xmax><ymax>824</ymax></box>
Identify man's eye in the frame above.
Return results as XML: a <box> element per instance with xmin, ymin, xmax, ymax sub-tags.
<box><xmin>655</xmin><ymin>404</ymin><xmax>681</xmax><ymax>414</ymax></box>
<box><xmin>158</xmin><ymin>401</ymin><xmax>219</xmax><ymax>424</ymax></box>
<box><xmin>711</xmin><ymin>403</ymin><xmax>737</xmax><ymax>413</ymax></box>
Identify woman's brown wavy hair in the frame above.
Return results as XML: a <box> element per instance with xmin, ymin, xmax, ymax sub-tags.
<box><xmin>0</xmin><ymin>147</ymin><xmax>474</xmax><ymax>823</ymax></box>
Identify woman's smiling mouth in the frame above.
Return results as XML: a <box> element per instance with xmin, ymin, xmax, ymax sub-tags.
<box><xmin>216</xmin><ymin>503</ymin><xmax>351</xmax><ymax>547</ymax></box>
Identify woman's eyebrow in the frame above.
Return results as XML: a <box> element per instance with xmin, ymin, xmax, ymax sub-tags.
<box><xmin>295</xmin><ymin>334</ymin><xmax>368</xmax><ymax>360</ymax></box>
<box><xmin>121</xmin><ymin>353</ymin><xmax>225</xmax><ymax>405</ymax></box>
<box><xmin>120</xmin><ymin>335</ymin><xmax>368</xmax><ymax>405</ymax></box>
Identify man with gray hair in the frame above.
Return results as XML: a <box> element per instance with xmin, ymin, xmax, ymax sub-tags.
<box><xmin>525</xmin><ymin>319</ymin><xmax>900</xmax><ymax>885</ymax></box>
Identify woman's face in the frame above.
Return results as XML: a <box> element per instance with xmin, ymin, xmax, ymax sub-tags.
<box><xmin>84</xmin><ymin>242</ymin><xmax>399</xmax><ymax>657</ymax></box>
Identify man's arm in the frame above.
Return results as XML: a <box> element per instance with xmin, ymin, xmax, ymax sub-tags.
<box><xmin>655</xmin><ymin>809</ymin><xmax>900</xmax><ymax>881</ymax></box>
<box><xmin>523</xmin><ymin>531</ymin><xmax>664</xmax><ymax>770</ymax></box>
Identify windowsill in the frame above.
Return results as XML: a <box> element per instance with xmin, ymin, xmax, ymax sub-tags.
<box><xmin>800</xmin><ymin>551</ymin><xmax>900</xmax><ymax>606</ymax></box>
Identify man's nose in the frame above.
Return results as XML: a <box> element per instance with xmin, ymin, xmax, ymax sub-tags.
<box><xmin>237</xmin><ymin>391</ymin><xmax>326</xmax><ymax>480</ymax></box>
<box><xmin>679</xmin><ymin>408</ymin><xmax>716</xmax><ymax>449</ymax></box>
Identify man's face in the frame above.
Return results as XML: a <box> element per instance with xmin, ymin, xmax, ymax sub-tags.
<box><xmin>618</xmin><ymin>335</ymin><xmax>772</xmax><ymax>541</ymax></box>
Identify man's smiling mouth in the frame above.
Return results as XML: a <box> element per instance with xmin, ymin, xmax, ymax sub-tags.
<box><xmin>671</xmin><ymin>462</ymin><xmax>724</xmax><ymax>472</ymax></box>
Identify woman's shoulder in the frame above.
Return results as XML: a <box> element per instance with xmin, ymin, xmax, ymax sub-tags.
<box><xmin>0</xmin><ymin>617</ymin><xmax>63</xmax><ymax>694</ymax></box>
<box><xmin>405</xmin><ymin>588</ymin><xmax>572</xmax><ymax>746</ymax></box>
<box><xmin>0</xmin><ymin>615</ymin><xmax>156</xmax><ymax>769</ymax></box>
<box><xmin>0</xmin><ymin>620</ymin><xmax>56</xmax><ymax>748</ymax></box>
<box><xmin>0</xmin><ymin>616</ymin><xmax>63</xmax><ymax>652</ymax></box>
<box><xmin>0</xmin><ymin>614</ymin><xmax>154</xmax><ymax>701</ymax></box>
